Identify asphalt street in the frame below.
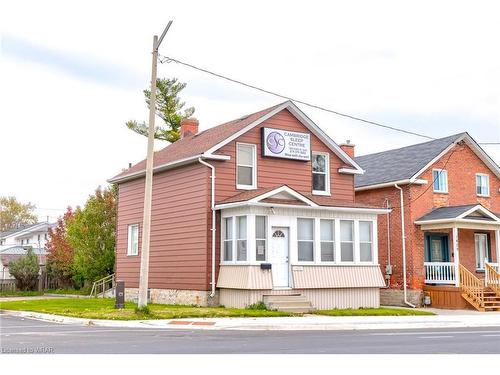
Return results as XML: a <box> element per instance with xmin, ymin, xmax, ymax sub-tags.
<box><xmin>1</xmin><ymin>313</ymin><xmax>499</xmax><ymax>354</ymax></box>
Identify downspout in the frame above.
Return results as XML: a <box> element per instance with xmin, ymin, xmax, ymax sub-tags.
<box><xmin>198</xmin><ymin>158</ymin><xmax>216</xmax><ymax>298</ymax></box>
<box><xmin>383</xmin><ymin>198</ymin><xmax>391</xmax><ymax>288</ymax></box>
<box><xmin>394</xmin><ymin>184</ymin><xmax>416</xmax><ymax>308</ymax></box>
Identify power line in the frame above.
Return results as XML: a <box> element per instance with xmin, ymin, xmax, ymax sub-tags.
<box><xmin>158</xmin><ymin>54</ymin><xmax>499</xmax><ymax>146</ymax></box>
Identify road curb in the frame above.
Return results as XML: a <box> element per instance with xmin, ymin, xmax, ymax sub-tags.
<box><xmin>2</xmin><ymin>309</ymin><xmax>500</xmax><ymax>331</ymax></box>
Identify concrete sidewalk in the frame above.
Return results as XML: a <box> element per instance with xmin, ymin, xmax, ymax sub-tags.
<box><xmin>2</xmin><ymin>309</ymin><xmax>499</xmax><ymax>331</ymax></box>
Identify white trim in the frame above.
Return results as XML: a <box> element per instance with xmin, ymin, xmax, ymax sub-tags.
<box><xmin>475</xmin><ymin>173</ymin><xmax>490</xmax><ymax>197</ymax></box>
<box><xmin>248</xmin><ymin>185</ymin><xmax>319</xmax><ymax>207</ymax></box>
<box><xmin>108</xmin><ymin>153</ymin><xmax>229</xmax><ymax>184</ymax></box>
<box><xmin>312</xmin><ymin>151</ymin><xmax>330</xmax><ymax>196</ymax></box>
<box><xmin>432</xmin><ymin>168</ymin><xmax>448</xmax><ymax>193</ymax></box>
<box><xmin>338</xmin><ymin>168</ymin><xmax>364</xmax><ymax>175</ymax></box>
<box><xmin>127</xmin><ymin>224</ymin><xmax>139</xmax><ymax>256</ymax></box>
<box><xmin>474</xmin><ymin>233</ymin><xmax>488</xmax><ymax>271</ymax></box>
<box><xmin>415</xmin><ymin>218</ymin><xmax>500</xmax><ymax>226</ymax></box>
<box><xmin>457</xmin><ymin>204</ymin><xmax>500</xmax><ymax>221</ymax></box>
<box><xmin>204</xmin><ymin>100</ymin><xmax>363</xmax><ymax>173</ymax></box>
<box><xmin>355</xmin><ymin>179</ymin><xmax>428</xmax><ymax>191</ymax></box>
<box><xmin>236</xmin><ymin>142</ymin><xmax>257</xmax><ymax>190</ymax></box>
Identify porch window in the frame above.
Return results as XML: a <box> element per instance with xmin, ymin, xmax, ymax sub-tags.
<box><xmin>236</xmin><ymin>143</ymin><xmax>256</xmax><ymax>189</ymax></box>
<box><xmin>223</xmin><ymin>217</ymin><xmax>233</xmax><ymax>261</ymax></box>
<box><xmin>255</xmin><ymin>216</ymin><xmax>267</xmax><ymax>261</ymax></box>
<box><xmin>236</xmin><ymin>216</ymin><xmax>247</xmax><ymax>261</ymax></box>
<box><xmin>340</xmin><ymin>220</ymin><xmax>354</xmax><ymax>262</ymax></box>
<box><xmin>432</xmin><ymin>169</ymin><xmax>448</xmax><ymax>193</ymax></box>
<box><xmin>297</xmin><ymin>218</ymin><xmax>314</xmax><ymax>261</ymax></box>
<box><xmin>312</xmin><ymin>152</ymin><xmax>330</xmax><ymax>195</ymax></box>
<box><xmin>359</xmin><ymin>221</ymin><xmax>373</xmax><ymax>262</ymax></box>
<box><xmin>476</xmin><ymin>174</ymin><xmax>490</xmax><ymax>197</ymax></box>
<box><xmin>320</xmin><ymin>219</ymin><xmax>335</xmax><ymax>262</ymax></box>
<box><xmin>475</xmin><ymin>233</ymin><xmax>489</xmax><ymax>270</ymax></box>
<box><xmin>127</xmin><ymin>224</ymin><xmax>139</xmax><ymax>256</ymax></box>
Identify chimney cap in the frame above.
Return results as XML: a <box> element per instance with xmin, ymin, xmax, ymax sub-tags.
<box><xmin>339</xmin><ymin>140</ymin><xmax>355</xmax><ymax>147</ymax></box>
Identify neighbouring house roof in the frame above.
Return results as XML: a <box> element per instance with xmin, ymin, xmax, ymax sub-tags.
<box><xmin>109</xmin><ymin>101</ymin><xmax>363</xmax><ymax>184</ymax></box>
<box><xmin>0</xmin><ymin>246</ymin><xmax>48</xmax><ymax>256</ymax></box>
<box><xmin>354</xmin><ymin>132</ymin><xmax>500</xmax><ymax>189</ymax></box>
<box><xmin>0</xmin><ymin>222</ymin><xmax>52</xmax><ymax>239</ymax></box>
<box><xmin>215</xmin><ymin>185</ymin><xmax>387</xmax><ymax>212</ymax></box>
<box><xmin>415</xmin><ymin>204</ymin><xmax>500</xmax><ymax>223</ymax></box>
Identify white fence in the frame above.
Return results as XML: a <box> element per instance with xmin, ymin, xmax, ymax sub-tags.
<box><xmin>424</xmin><ymin>262</ymin><xmax>456</xmax><ymax>284</ymax></box>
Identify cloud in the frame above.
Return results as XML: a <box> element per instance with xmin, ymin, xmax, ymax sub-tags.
<box><xmin>2</xmin><ymin>34</ymin><xmax>144</xmax><ymax>90</ymax></box>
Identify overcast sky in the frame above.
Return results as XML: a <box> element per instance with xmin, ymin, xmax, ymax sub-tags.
<box><xmin>2</xmin><ymin>0</ymin><xmax>499</xmax><ymax>222</ymax></box>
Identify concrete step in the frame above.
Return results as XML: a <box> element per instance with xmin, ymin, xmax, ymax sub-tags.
<box><xmin>263</xmin><ymin>294</ymin><xmax>314</xmax><ymax>313</ymax></box>
<box><xmin>267</xmin><ymin>301</ymin><xmax>312</xmax><ymax>309</ymax></box>
<box><xmin>273</xmin><ymin>306</ymin><xmax>313</xmax><ymax>313</ymax></box>
<box><xmin>263</xmin><ymin>294</ymin><xmax>308</xmax><ymax>303</ymax></box>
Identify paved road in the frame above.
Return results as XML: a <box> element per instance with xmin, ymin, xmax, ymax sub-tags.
<box><xmin>1</xmin><ymin>313</ymin><xmax>499</xmax><ymax>354</ymax></box>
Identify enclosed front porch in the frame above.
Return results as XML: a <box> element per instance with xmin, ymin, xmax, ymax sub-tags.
<box><xmin>415</xmin><ymin>204</ymin><xmax>500</xmax><ymax>310</ymax></box>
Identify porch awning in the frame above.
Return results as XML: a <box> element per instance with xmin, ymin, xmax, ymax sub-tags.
<box><xmin>414</xmin><ymin>204</ymin><xmax>500</xmax><ymax>230</ymax></box>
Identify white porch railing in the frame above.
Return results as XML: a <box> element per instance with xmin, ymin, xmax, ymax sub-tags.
<box><xmin>424</xmin><ymin>262</ymin><xmax>456</xmax><ymax>284</ymax></box>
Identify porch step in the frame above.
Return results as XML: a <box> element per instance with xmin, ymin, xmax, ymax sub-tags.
<box><xmin>263</xmin><ymin>294</ymin><xmax>313</xmax><ymax>313</ymax></box>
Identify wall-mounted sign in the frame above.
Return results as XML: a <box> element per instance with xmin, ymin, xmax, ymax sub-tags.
<box><xmin>262</xmin><ymin>128</ymin><xmax>311</xmax><ymax>161</ymax></box>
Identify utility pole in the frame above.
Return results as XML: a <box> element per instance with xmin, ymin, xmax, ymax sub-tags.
<box><xmin>138</xmin><ymin>21</ymin><xmax>173</xmax><ymax>308</ymax></box>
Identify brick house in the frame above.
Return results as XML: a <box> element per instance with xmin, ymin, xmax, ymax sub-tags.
<box><xmin>355</xmin><ymin>133</ymin><xmax>500</xmax><ymax>310</ymax></box>
<box><xmin>109</xmin><ymin>101</ymin><xmax>390</xmax><ymax>310</ymax></box>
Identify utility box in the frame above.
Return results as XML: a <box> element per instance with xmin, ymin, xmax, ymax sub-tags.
<box><xmin>115</xmin><ymin>280</ymin><xmax>125</xmax><ymax>309</ymax></box>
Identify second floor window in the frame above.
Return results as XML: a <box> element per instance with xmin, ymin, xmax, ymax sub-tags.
<box><xmin>312</xmin><ymin>152</ymin><xmax>330</xmax><ymax>195</ymax></box>
<box><xmin>127</xmin><ymin>224</ymin><xmax>139</xmax><ymax>256</ymax></box>
<box><xmin>236</xmin><ymin>143</ymin><xmax>256</xmax><ymax>189</ymax></box>
<box><xmin>476</xmin><ymin>174</ymin><xmax>490</xmax><ymax>196</ymax></box>
<box><xmin>432</xmin><ymin>169</ymin><xmax>448</xmax><ymax>193</ymax></box>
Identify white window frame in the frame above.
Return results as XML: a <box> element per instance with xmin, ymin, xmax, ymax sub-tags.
<box><xmin>474</xmin><ymin>233</ymin><xmax>489</xmax><ymax>271</ymax></box>
<box><xmin>432</xmin><ymin>169</ymin><xmax>448</xmax><ymax>193</ymax></box>
<box><xmin>127</xmin><ymin>224</ymin><xmax>139</xmax><ymax>256</ymax></box>
<box><xmin>221</xmin><ymin>215</ymin><xmax>252</xmax><ymax>264</ymax></box>
<box><xmin>222</xmin><ymin>217</ymin><xmax>234</xmax><ymax>262</ymax></box>
<box><xmin>476</xmin><ymin>173</ymin><xmax>490</xmax><ymax>197</ymax></box>
<box><xmin>236</xmin><ymin>216</ymin><xmax>248</xmax><ymax>261</ymax></box>
<box><xmin>319</xmin><ymin>219</ymin><xmax>335</xmax><ymax>263</ymax></box>
<box><xmin>312</xmin><ymin>151</ymin><xmax>330</xmax><ymax>196</ymax></box>
<box><xmin>255</xmin><ymin>215</ymin><xmax>267</xmax><ymax>262</ymax></box>
<box><xmin>359</xmin><ymin>220</ymin><xmax>374</xmax><ymax>263</ymax></box>
<box><xmin>339</xmin><ymin>219</ymin><xmax>355</xmax><ymax>263</ymax></box>
<box><xmin>236</xmin><ymin>143</ymin><xmax>257</xmax><ymax>190</ymax></box>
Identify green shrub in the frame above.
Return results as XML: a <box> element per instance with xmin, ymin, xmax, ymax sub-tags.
<box><xmin>247</xmin><ymin>301</ymin><xmax>268</xmax><ymax>310</ymax></box>
<box><xmin>8</xmin><ymin>248</ymin><xmax>40</xmax><ymax>291</ymax></box>
<box><xmin>135</xmin><ymin>305</ymin><xmax>151</xmax><ymax>315</ymax></box>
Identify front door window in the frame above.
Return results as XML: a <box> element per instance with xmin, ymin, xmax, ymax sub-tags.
<box><xmin>425</xmin><ymin>233</ymin><xmax>449</xmax><ymax>262</ymax></box>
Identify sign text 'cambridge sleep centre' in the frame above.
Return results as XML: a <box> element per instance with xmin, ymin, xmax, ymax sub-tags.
<box><xmin>262</xmin><ymin>128</ymin><xmax>311</xmax><ymax>161</ymax></box>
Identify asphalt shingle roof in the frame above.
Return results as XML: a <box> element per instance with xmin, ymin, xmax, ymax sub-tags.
<box><xmin>354</xmin><ymin>133</ymin><xmax>466</xmax><ymax>188</ymax></box>
<box><xmin>416</xmin><ymin>204</ymin><xmax>479</xmax><ymax>221</ymax></box>
<box><xmin>110</xmin><ymin>102</ymin><xmax>284</xmax><ymax>182</ymax></box>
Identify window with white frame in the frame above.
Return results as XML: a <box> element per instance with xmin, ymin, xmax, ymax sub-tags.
<box><xmin>223</xmin><ymin>217</ymin><xmax>233</xmax><ymax>261</ymax></box>
<box><xmin>359</xmin><ymin>221</ymin><xmax>373</xmax><ymax>262</ymax></box>
<box><xmin>297</xmin><ymin>218</ymin><xmax>314</xmax><ymax>261</ymax></box>
<box><xmin>312</xmin><ymin>152</ymin><xmax>330</xmax><ymax>195</ymax></box>
<box><xmin>475</xmin><ymin>233</ymin><xmax>489</xmax><ymax>270</ymax></box>
<box><xmin>432</xmin><ymin>169</ymin><xmax>448</xmax><ymax>193</ymax></box>
<box><xmin>236</xmin><ymin>143</ymin><xmax>256</xmax><ymax>189</ymax></box>
<box><xmin>320</xmin><ymin>219</ymin><xmax>335</xmax><ymax>262</ymax></box>
<box><xmin>255</xmin><ymin>216</ymin><xmax>267</xmax><ymax>261</ymax></box>
<box><xmin>340</xmin><ymin>220</ymin><xmax>354</xmax><ymax>262</ymax></box>
<box><xmin>127</xmin><ymin>224</ymin><xmax>139</xmax><ymax>256</ymax></box>
<box><xmin>476</xmin><ymin>174</ymin><xmax>490</xmax><ymax>196</ymax></box>
<box><xmin>236</xmin><ymin>216</ymin><xmax>247</xmax><ymax>261</ymax></box>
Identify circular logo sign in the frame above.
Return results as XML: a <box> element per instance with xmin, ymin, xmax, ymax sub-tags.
<box><xmin>266</xmin><ymin>132</ymin><xmax>285</xmax><ymax>154</ymax></box>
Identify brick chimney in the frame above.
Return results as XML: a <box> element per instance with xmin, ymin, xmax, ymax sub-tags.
<box><xmin>180</xmin><ymin>118</ymin><xmax>199</xmax><ymax>138</ymax></box>
<box><xmin>340</xmin><ymin>140</ymin><xmax>355</xmax><ymax>158</ymax></box>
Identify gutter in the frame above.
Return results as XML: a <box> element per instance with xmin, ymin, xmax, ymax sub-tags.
<box><xmin>394</xmin><ymin>184</ymin><xmax>415</xmax><ymax>308</ymax></box>
<box><xmin>198</xmin><ymin>158</ymin><xmax>217</xmax><ymax>298</ymax></box>
<box><xmin>355</xmin><ymin>179</ymin><xmax>427</xmax><ymax>192</ymax></box>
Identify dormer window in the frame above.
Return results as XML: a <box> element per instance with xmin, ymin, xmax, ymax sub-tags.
<box><xmin>312</xmin><ymin>152</ymin><xmax>330</xmax><ymax>195</ymax></box>
<box><xmin>236</xmin><ymin>143</ymin><xmax>257</xmax><ymax>190</ymax></box>
<box><xmin>432</xmin><ymin>169</ymin><xmax>448</xmax><ymax>193</ymax></box>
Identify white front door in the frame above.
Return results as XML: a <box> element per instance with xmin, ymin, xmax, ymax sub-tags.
<box><xmin>269</xmin><ymin>227</ymin><xmax>289</xmax><ymax>288</ymax></box>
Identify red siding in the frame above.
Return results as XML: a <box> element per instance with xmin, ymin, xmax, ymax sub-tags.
<box><xmin>116</xmin><ymin>163</ymin><xmax>211</xmax><ymax>290</ymax></box>
<box><xmin>213</xmin><ymin>109</ymin><xmax>355</xmax><ymax>203</ymax></box>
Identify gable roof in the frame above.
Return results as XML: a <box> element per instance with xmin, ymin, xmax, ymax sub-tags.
<box><xmin>415</xmin><ymin>204</ymin><xmax>500</xmax><ymax>223</ymax></box>
<box><xmin>354</xmin><ymin>132</ymin><xmax>500</xmax><ymax>189</ymax></box>
<box><xmin>0</xmin><ymin>222</ymin><xmax>52</xmax><ymax>239</ymax></box>
<box><xmin>109</xmin><ymin>101</ymin><xmax>363</xmax><ymax>184</ymax></box>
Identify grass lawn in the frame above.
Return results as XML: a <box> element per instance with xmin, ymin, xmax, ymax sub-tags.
<box><xmin>44</xmin><ymin>288</ymin><xmax>90</xmax><ymax>295</ymax></box>
<box><xmin>0</xmin><ymin>298</ymin><xmax>291</xmax><ymax>320</ymax></box>
<box><xmin>313</xmin><ymin>307</ymin><xmax>434</xmax><ymax>316</ymax></box>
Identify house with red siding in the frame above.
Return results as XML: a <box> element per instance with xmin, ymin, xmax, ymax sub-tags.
<box><xmin>109</xmin><ymin>101</ymin><xmax>389</xmax><ymax>310</ymax></box>
<box><xmin>354</xmin><ymin>133</ymin><xmax>500</xmax><ymax>311</ymax></box>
